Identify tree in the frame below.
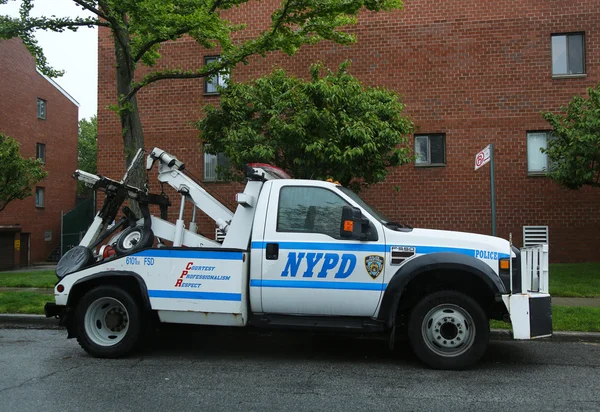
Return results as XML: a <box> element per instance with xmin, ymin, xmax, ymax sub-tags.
<box><xmin>0</xmin><ymin>133</ymin><xmax>47</xmax><ymax>212</ymax></box>
<box><xmin>0</xmin><ymin>0</ymin><xmax>403</xmax><ymax>190</ymax></box>
<box><xmin>78</xmin><ymin>115</ymin><xmax>97</xmax><ymax>195</ymax></box>
<box><xmin>197</xmin><ymin>62</ymin><xmax>414</xmax><ymax>190</ymax></box>
<box><xmin>542</xmin><ymin>83</ymin><xmax>600</xmax><ymax>189</ymax></box>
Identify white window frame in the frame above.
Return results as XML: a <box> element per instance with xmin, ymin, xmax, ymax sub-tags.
<box><xmin>551</xmin><ymin>33</ymin><xmax>585</xmax><ymax>77</ymax></box>
<box><xmin>37</xmin><ymin>98</ymin><xmax>46</xmax><ymax>120</ymax></box>
<box><xmin>36</xmin><ymin>143</ymin><xmax>46</xmax><ymax>164</ymax></box>
<box><xmin>203</xmin><ymin>144</ymin><xmax>228</xmax><ymax>182</ymax></box>
<box><xmin>527</xmin><ymin>131</ymin><xmax>553</xmax><ymax>175</ymax></box>
<box><xmin>415</xmin><ymin>134</ymin><xmax>446</xmax><ymax>167</ymax></box>
<box><xmin>35</xmin><ymin>187</ymin><xmax>45</xmax><ymax>208</ymax></box>
<box><xmin>204</xmin><ymin>56</ymin><xmax>229</xmax><ymax>95</ymax></box>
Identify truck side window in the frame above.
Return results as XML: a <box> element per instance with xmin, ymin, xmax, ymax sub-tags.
<box><xmin>277</xmin><ymin>186</ymin><xmax>350</xmax><ymax>239</ymax></box>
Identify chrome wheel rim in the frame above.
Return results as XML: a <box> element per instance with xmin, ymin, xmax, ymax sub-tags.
<box><xmin>421</xmin><ymin>303</ymin><xmax>475</xmax><ymax>357</ymax></box>
<box><xmin>84</xmin><ymin>297</ymin><xmax>129</xmax><ymax>346</ymax></box>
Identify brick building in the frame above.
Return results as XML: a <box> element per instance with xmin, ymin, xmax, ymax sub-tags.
<box><xmin>0</xmin><ymin>38</ymin><xmax>79</xmax><ymax>269</ymax></box>
<box><xmin>97</xmin><ymin>0</ymin><xmax>600</xmax><ymax>262</ymax></box>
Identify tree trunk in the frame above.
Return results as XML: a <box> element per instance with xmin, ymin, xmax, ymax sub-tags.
<box><xmin>113</xmin><ymin>32</ymin><xmax>146</xmax><ymax>216</ymax></box>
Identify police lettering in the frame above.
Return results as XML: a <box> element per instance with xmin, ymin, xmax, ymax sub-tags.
<box><xmin>475</xmin><ymin>250</ymin><xmax>498</xmax><ymax>260</ymax></box>
<box><xmin>281</xmin><ymin>252</ymin><xmax>356</xmax><ymax>278</ymax></box>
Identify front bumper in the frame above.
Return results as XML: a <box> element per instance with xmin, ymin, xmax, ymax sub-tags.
<box><xmin>503</xmin><ymin>293</ymin><xmax>552</xmax><ymax>339</ymax></box>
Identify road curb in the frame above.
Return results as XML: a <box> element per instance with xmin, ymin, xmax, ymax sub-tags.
<box><xmin>0</xmin><ymin>314</ymin><xmax>62</xmax><ymax>330</ymax></box>
<box><xmin>490</xmin><ymin>328</ymin><xmax>600</xmax><ymax>342</ymax></box>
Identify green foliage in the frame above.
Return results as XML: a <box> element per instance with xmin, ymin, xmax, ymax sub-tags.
<box><xmin>542</xmin><ymin>83</ymin><xmax>600</xmax><ymax>189</ymax></box>
<box><xmin>78</xmin><ymin>116</ymin><xmax>97</xmax><ymax>195</ymax></box>
<box><xmin>0</xmin><ymin>0</ymin><xmax>403</xmax><ymax>100</ymax></box>
<box><xmin>0</xmin><ymin>291</ymin><xmax>50</xmax><ymax>314</ymax></box>
<box><xmin>0</xmin><ymin>133</ymin><xmax>47</xmax><ymax>213</ymax></box>
<box><xmin>490</xmin><ymin>306</ymin><xmax>600</xmax><ymax>332</ymax></box>
<box><xmin>197</xmin><ymin>62</ymin><xmax>414</xmax><ymax>189</ymax></box>
<box><xmin>0</xmin><ymin>270</ymin><xmax>56</xmax><ymax>288</ymax></box>
<box><xmin>549</xmin><ymin>262</ymin><xmax>600</xmax><ymax>298</ymax></box>
<box><xmin>1</xmin><ymin>0</ymin><xmax>405</xmax><ymax>191</ymax></box>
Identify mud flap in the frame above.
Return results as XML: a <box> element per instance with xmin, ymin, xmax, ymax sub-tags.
<box><xmin>506</xmin><ymin>293</ymin><xmax>552</xmax><ymax>339</ymax></box>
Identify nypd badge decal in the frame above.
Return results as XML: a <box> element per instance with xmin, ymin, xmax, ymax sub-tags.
<box><xmin>365</xmin><ymin>255</ymin><xmax>384</xmax><ymax>279</ymax></box>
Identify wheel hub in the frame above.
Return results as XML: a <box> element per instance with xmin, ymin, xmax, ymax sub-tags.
<box><xmin>84</xmin><ymin>296</ymin><xmax>130</xmax><ymax>346</ymax></box>
<box><xmin>104</xmin><ymin>307</ymin><xmax>128</xmax><ymax>332</ymax></box>
<box><xmin>422</xmin><ymin>304</ymin><xmax>475</xmax><ymax>356</ymax></box>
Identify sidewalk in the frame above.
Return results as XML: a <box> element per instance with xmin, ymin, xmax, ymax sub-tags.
<box><xmin>0</xmin><ymin>264</ymin><xmax>57</xmax><ymax>273</ymax></box>
<box><xmin>552</xmin><ymin>297</ymin><xmax>600</xmax><ymax>307</ymax></box>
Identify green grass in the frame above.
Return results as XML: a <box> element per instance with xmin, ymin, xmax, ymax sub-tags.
<box><xmin>549</xmin><ymin>263</ymin><xmax>600</xmax><ymax>297</ymax></box>
<box><xmin>491</xmin><ymin>306</ymin><xmax>600</xmax><ymax>332</ymax></box>
<box><xmin>0</xmin><ymin>270</ymin><xmax>56</xmax><ymax>288</ymax></box>
<box><xmin>0</xmin><ymin>292</ymin><xmax>52</xmax><ymax>314</ymax></box>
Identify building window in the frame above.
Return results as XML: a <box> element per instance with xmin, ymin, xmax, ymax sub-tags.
<box><xmin>552</xmin><ymin>33</ymin><xmax>585</xmax><ymax>76</ymax></box>
<box><xmin>35</xmin><ymin>187</ymin><xmax>45</xmax><ymax>208</ymax></box>
<box><xmin>204</xmin><ymin>56</ymin><xmax>229</xmax><ymax>94</ymax></box>
<box><xmin>37</xmin><ymin>98</ymin><xmax>46</xmax><ymax>119</ymax></box>
<box><xmin>277</xmin><ymin>186</ymin><xmax>350</xmax><ymax>239</ymax></box>
<box><xmin>527</xmin><ymin>132</ymin><xmax>553</xmax><ymax>174</ymax></box>
<box><xmin>36</xmin><ymin>143</ymin><xmax>46</xmax><ymax>164</ymax></box>
<box><xmin>203</xmin><ymin>144</ymin><xmax>229</xmax><ymax>181</ymax></box>
<box><xmin>415</xmin><ymin>134</ymin><xmax>446</xmax><ymax>166</ymax></box>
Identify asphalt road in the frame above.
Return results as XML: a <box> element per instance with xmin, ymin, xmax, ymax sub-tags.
<box><xmin>0</xmin><ymin>327</ymin><xmax>599</xmax><ymax>412</ymax></box>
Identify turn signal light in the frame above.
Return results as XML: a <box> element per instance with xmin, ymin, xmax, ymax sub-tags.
<box><xmin>499</xmin><ymin>258</ymin><xmax>510</xmax><ymax>270</ymax></box>
<box><xmin>343</xmin><ymin>220</ymin><xmax>354</xmax><ymax>231</ymax></box>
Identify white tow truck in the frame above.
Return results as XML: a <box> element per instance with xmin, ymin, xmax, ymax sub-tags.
<box><xmin>46</xmin><ymin>148</ymin><xmax>552</xmax><ymax>370</ymax></box>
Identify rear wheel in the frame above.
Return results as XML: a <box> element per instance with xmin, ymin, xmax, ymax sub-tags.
<box><xmin>407</xmin><ymin>290</ymin><xmax>489</xmax><ymax>370</ymax></box>
<box><xmin>75</xmin><ymin>286</ymin><xmax>144</xmax><ymax>358</ymax></box>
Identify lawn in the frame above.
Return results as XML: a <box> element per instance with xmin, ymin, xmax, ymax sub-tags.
<box><xmin>549</xmin><ymin>263</ymin><xmax>600</xmax><ymax>297</ymax></box>
<box><xmin>0</xmin><ymin>292</ymin><xmax>52</xmax><ymax>314</ymax></box>
<box><xmin>490</xmin><ymin>306</ymin><xmax>600</xmax><ymax>332</ymax></box>
<box><xmin>0</xmin><ymin>270</ymin><xmax>56</xmax><ymax>288</ymax></box>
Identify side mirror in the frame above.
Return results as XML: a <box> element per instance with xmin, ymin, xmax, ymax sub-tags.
<box><xmin>340</xmin><ymin>206</ymin><xmax>374</xmax><ymax>240</ymax></box>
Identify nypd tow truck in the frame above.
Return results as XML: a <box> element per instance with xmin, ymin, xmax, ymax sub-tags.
<box><xmin>45</xmin><ymin>148</ymin><xmax>552</xmax><ymax>370</ymax></box>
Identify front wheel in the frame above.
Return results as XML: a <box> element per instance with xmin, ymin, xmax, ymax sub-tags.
<box><xmin>75</xmin><ymin>286</ymin><xmax>144</xmax><ymax>358</ymax></box>
<box><xmin>407</xmin><ymin>290</ymin><xmax>489</xmax><ymax>370</ymax></box>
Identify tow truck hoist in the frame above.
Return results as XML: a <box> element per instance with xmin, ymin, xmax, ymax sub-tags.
<box><xmin>45</xmin><ymin>148</ymin><xmax>552</xmax><ymax>370</ymax></box>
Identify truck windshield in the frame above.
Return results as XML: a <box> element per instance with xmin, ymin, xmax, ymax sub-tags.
<box><xmin>337</xmin><ymin>186</ymin><xmax>412</xmax><ymax>230</ymax></box>
<box><xmin>337</xmin><ymin>187</ymin><xmax>391</xmax><ymax>223</ymax></box>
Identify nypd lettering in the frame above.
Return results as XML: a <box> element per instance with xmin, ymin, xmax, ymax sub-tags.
<box><xmin>280</xmin><ymin>252</ymin><xmax>356</xmax><ymax>278</ymax></box>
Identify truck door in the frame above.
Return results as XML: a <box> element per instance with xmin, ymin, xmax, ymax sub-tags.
<box><xmin>255</xmin><ymin>182</ymin><xmax>386</xmax><ymax>317</ymax></box>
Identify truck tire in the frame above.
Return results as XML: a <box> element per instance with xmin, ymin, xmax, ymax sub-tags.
<box><xmin>114</xmin><ymin>226</ymin><xmax>154</xmax><ymax>255</ymax></box>
<box><xmin>407</xmin><ymin>290</ymin><xmax>489</xmax><ymax>370</ymax></box>
<box><xmin>74</xmin><ymin>286</ymin><xmax>144</xmax><ymax>358</ymax></box>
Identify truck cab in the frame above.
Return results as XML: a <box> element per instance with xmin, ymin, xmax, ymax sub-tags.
<box><xmin>45</xmin><ymin>148</ymin><xmax>552</xmax><ymax>370</ymax></box>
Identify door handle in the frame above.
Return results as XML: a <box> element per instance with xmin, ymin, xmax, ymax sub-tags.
<box><xmin>266</xmin><ymin>243</ymin><xmax>279</xmax><ymax>260</ymax></box>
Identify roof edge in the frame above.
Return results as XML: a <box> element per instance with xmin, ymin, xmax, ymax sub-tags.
<box><xmin>35</xmin><ymin>69</ymin><xmax>80</xmax><ymax>107</ymax></box>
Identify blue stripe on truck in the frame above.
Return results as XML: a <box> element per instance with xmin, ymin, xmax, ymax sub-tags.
<box><xmin>251</xmin><ymin>241</ymin><xmax>386</xmax><ymax>252</ymax></box>
<box><xmin>135</xmin><ymin>249</ymin><xmax>243</xmax><ymax>260</ymax></box>
<box><xmin>148</xmin><ymin>290</ymin><xmax>242</xmax><ymax>301</ymax></box>
<box><xmin>250</xmin><ymin>279</ymin><xmax>387</xmax><ymax>291</ymax></box>
<box><xmin>251</xmin><ymin>242</ymin><xmax>510</xmax><ymax>260</ymax></box>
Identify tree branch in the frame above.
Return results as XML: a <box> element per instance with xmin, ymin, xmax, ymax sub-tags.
<box><xmin>71</xmin><ymin>0</ymin><xmax>110</xmax><ymax>22</ymax></box>
<box><xmin>210</xmin><ymin>0</ymin><xmax>224</xmax><ymax>13</ymax></box>
<box><xmin>133</xmin><ymin>27</ymin><xmax>191</xmax><ymax>63</ymax></box>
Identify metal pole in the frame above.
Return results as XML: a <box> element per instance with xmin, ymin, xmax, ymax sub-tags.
<box><xmin>60</xmin><ymin>210</ymin><xmax>64</xmax><ymax>256</ymax></box>
<box><xmin>490</xmin><ymin>144</ymin><xmax>497</xmax><ymax>236</ymax></box>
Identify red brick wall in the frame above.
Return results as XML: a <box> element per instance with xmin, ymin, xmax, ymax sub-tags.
<box><xmin>97</xmin><ymin>0</ymin><xmax>600</xmax><ymax>262</ymax></box>
<box><xmin>0</xmin><ymin>38</ymin><xmax>79</xmax><ymax>264</ymax></box>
